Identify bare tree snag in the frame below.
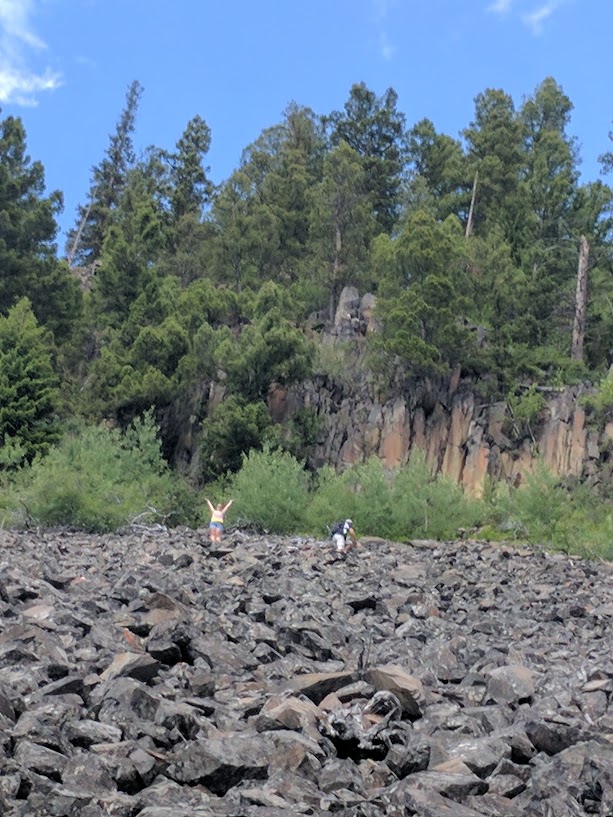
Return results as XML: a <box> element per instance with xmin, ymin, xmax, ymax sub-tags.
<box><xmin>330</xmin><ymin>220</ymin><xmax>342</xmax><ymax>321</ymax></box>
<box><xmin>465</xmin><ymin>171</ymin><xmax>478</xmax><ymax>239</ymax></box>
<box><xmin>67</xmin><ymin>201</ymin><xmax>92</xmax><ymax>267</ymax></box>
<box><xmin>571</xmin><ymin>235</ymin><xmax>589</xmax><ymax>362</ymax></box>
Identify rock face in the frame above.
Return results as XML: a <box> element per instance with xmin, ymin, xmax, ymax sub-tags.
<box><xmin>0</xmin><ymin>527</ymin><xmax>612</xmax><ymax>815</ymax></box>
<box><xmin>273</xmin><ymin>361</ymin><xmax>596</xmax><ymax>497</ymax></box>
<box><xmin>265</xmin><ymin>284</ymin><xmax>608</xmax><ymax>495</ymax></box>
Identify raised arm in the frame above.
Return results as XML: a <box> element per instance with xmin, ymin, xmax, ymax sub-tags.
<box><xmin>222</xmin><ymin>499</ymin><xmax>234</xmax><ymax>514</ymax></box>
<box><xmin>205</xmin><ymin>498</ymin><xmax>215</xmax><ymax>513</ymax></box>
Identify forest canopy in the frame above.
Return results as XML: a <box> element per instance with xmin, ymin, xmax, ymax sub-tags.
<box><xmin>1</xmin><ymin>77</ymin><xmax>613</xmax><ymax>487</ymax></box>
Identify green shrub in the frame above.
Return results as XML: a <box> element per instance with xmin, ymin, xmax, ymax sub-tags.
<box><xmin>306</xmin><ymin>465</ymin><xmax>357</xmax><ymax>537</ymax></box>
<box><xmin>506</xmin><ymin>385</ymin><xmax>547</xmax><ymax>440</ymax></box>
<box><xmin>230</xmin><ymin>445</ymin><xmax>310</xmax><ymax>533</ymax></box>
<box><xmin>0</xmin><ymin>412</ymin><xmax>198</xmax><ymax>531</ymax></box>
<box><xmin>389</xmin><ymin>451</ymin><xmax>479</xmax><ymax>540</ymax></box>
<box><xmin>306</xmin><ymin>453</ymin><xmax>478</xmax><ymax>542</ymax></box>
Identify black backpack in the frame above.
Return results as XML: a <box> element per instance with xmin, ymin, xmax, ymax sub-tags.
<box><xmin>331</xmin><ymin>521</ymin><xmax>344</xmax><ymax>536</ymax></box>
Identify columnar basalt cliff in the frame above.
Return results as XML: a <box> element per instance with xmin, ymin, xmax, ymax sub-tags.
<box><xmin>269</xmin><ymin>288</ymin><xmax>607</xmax><ymax>495</ymax></box>
<box><xmin>271</xmin><ymin>376</ymin><xmax>599</xmax><ymax>496</ymax></box>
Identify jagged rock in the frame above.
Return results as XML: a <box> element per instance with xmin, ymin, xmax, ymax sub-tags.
<box><xmin>99</xmin><ymin>652</ymin><xmax>161</xmax><ymax>683</ymax></box>
<box><xmin>166</xmin><ymin>735</ymin><xmax>270</xmax><ymax>794</ymax></box>
<box><xmin>364</xmin><ymin>664</ymin><xmax>423</xmax><ymax>718</ymax></box>
<box><xmin>0</xmin><ymin>528</ymin><xmax>612</xmax><ymax>815</ymax></box>
<box><xmin>485</xmin><ymin>664</ymin><xmax>536</xmax><ymax>704</ymax></box>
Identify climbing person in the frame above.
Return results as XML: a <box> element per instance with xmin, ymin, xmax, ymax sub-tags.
<box><xmin>330</xmin><ymin>518</ymin><xmax>359</xmax><ymax>556</ymax></box>
<box><xmin>205</xmin><ymin>498</ymin><xmax>234</xmax><ymax>543</ymax></box>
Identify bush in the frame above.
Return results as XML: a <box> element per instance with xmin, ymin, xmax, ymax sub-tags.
<box><xmin>389</xmin><ymin>451</ymin><xmax>480</xmax><ymax>540</ymax></box>
<box><xmin>306</xmin><ymin>453</ymin><xmax>478</xmax><ymax>542</ymax></box>
<box><xmin>230</xmin><ymin>445</ymin><xmax>310</xmax><ymax>533</ymax></box>
<box><xmin>306</xmin><ymin>465</ymin><xmax>363</xmax><ymax>537</ymax></box>
<box><xmin>0</xmin><ymin>412</ymin><xmax>198</xmax><ymax>531</ymax></box>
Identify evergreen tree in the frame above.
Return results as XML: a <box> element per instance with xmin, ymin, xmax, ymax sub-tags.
<box><xmin>212</xmin><ymin>168</ymin><xmax>280</xmax><ymax>291</ymax></box>
<box><xmin>371</xmin><ymin>211</ymin><xmax>472</xmax><ymax>376</ymax></box>
<box><xmin>0</xmin><ymin>113</ymin><xmax>82</xmax><ymax>342</ymax></box>
<box><xmin>310</xmin><ymin>141</ymin><xmax>375</xmax><ymax>319</ymax></box>
<box><xmin>91</xmin><ymin>163</ymin><xmax>167</xmax><ymax>328</ymax></box>
<box><xmin>463</xmin><ymin>88</ymin><xmax>526</xmax><ymax>245</ymax></box>
<box><xmin>211</xmin><ymin>104</ymin><xmax>324</xmax><ymax>290</ymax></box>
<box><xmin>517</xmin><ymin>79</ymin><xmax>582</xmax><ymax>355</ymax></box>
<box><xmin>406</xmin><ymin>118</ymin><xmax>467</xmax><ymax>220</ymax></box>
<box><xmin>67</xmin><ymin>80</ymin><xmax>143</xmax><ymax>266</ymax></box>
<box><xmin>0</xmin><ymin>298</ymin><xmax>60</xmax><ymax>467</ymax></box>
<box><xmin>166</xmin><ymin>114</ymin><xmax>214</xmax><ymax>222</ymax></box>
<box><xmin>326</xmin><ymin>83</ymin><xmax>407</xmax><ymax>233</ymax></box>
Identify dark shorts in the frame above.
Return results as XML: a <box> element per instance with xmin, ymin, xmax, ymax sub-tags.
<box><xmin>209</xmin><ymin>522</ymin><xmax>223</xmax><ymax>531</ymax></box>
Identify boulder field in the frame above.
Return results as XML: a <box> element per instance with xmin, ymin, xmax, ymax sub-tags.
<box><xmin>0</xmin><ymin>528</ymin><xmax>612</xmax><ymax>816</ymax></box>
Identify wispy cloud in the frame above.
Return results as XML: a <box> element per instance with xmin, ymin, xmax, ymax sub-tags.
<box><xmin>522</xmin><ymin>0</ymin><xmax>564</xmax><ymax>34</ymax></box>
<box><xmin>372</xmin><ymin>0</ymin><xmax>397</xmax><ymax>61</ymax></box>
<box><xmin>379</xmin><ymin>31</ymin><xmax>395</xmax><ymax>61</ymax></box>
<box><xmin>488</xmin><ymin>0</ymin><xmax>514</xmax><ymax>13</ymax></box>
<box><xmin>0</xmin><ymin>0</ymin><xmax>61</xmax><ymax>105</ymax></box>
<box><xmin>486</xmin><ymin>0</ymin><xmax>567</xmax><ymax>34</ymax></box>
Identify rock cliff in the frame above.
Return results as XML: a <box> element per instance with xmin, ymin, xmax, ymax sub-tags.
<box><xmin>271</xmin><ymin>288</ymin><xmax>607</xmax><ymax>495</ymax></box>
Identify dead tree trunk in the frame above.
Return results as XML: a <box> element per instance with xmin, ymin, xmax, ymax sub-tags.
<box><xmin>329</xmin><ymin>221</ymin><xmax>343</xmax><ymax>321</ymax></box>
<box><xmin>465</xmin><ymin>171</ymin><xmax>478</xmax><ymax>239</ymax></box>
<box><xmin>66</xmin><ymin>202</ymin><xmax>92</xmax><ymax>267</ymax></box>
<box><xmin>571</xmin><ymin>235</ymin><xmax>589</xmax><ymax>362</ymax></box>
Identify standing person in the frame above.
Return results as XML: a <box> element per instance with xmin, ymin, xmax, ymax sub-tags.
<box><xmin>331</xmin><ymin>518</ymin><xmax>359</xmax><ymax>556</ymax></box>
<box><xmin>205</xmin><ymin>498</ymin><xmax>234</xmax><ymax>543</ymax></box>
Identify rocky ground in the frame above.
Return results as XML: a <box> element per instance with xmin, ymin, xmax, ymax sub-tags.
<box><xmin>0</xmin><ymin>527</ymin><xmax>612</xmax><ymax>816</ymax></box>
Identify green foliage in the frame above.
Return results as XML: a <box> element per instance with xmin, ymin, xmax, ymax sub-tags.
<box><xmin>67</xmin><ymin>80</ymin><xmax>143</xmax><ymax>265</ymax></box>
<box><xmin>506</xmin><ymin>385</ymin><xmax>547</xmax><ymax>439</ymax></box>
<box><xmin>199</xmin><ymin>397</ymin><xmax>271</xmax><ymax>482</ymax></box>
<box><xmin>371</xmin><ymin>211</ymin><xmax>472</xmax><ymax>376</ymax></box>
<box><xmin>0</xmin><ymin>412</ymin><xmax>198</xmax><ymax>531</ymax></box>
<box><xmin>265</xmin><ymin>408</ymin><xmax>323</xmax><ymax>462</ymax></box>
<box><xmin>0</xmin><ymin>299</ymin><xmax>60</xmax><ymax>466</ymax></box>
<box><xmin>230</xmin><ymin>445</ymin><xmax>310</xmax><ymax>533</ymax></box>
<box><xmin>0</xmin><ymin>114</ymin><xmax>82</xmax><ymax>342</ymax></box>
<box><xmin>305</xmin><ymin>453</ymin><xmax>479</xmax><ymax>541</ymax></box>
<box><xmin>587</xmin><ymin>369</ymin><xmax>613</xmax><ymax>414</ymax></box>
<box><xmin>217</xmin><ymin>307</ymin><xmax>314</xmax><ymax>401</ymax></box>
<box><xmin>389</xmin><ymin>452</ymin><xmax>480</xmax><ymax>540</ymax></box>
<box><xmin>326</xmin><ymin>82</ymin><xmax>407</xmax><ymax>232</ymax></box>
<box><xmin>310</xmin><ymin>141</ymin><xmax>376</xmax><ymax>317</ymax></box>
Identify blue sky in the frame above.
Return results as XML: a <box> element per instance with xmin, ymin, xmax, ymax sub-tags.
<box><xmin>0</xmin><ymin>0</ymin><xmax>610</xmax><ymax>247</ymax></box>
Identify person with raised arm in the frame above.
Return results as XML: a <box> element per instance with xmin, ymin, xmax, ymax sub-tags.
<box><xmin>205</xmin><ymin>498</ymin><xmax>234</xmax><ymax>543</ymax></box>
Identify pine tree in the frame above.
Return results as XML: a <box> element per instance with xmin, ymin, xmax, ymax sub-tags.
<box><xmin>0</xmin><ymin>298</ymin><xmax>60</xmax><ymax>466</ymax></box>
<box><xmin>67</xmin><ymin>80</ymin><xmax>143</xmax><ymax>266</ymax></box>
<box><xmin>326</xmin><ymin>83</ymin><xmax>407</xmax><ymax>233</ymax></box>
<box><xmin>0</xmin><ymin>113</ymin><xmax>82</xmax><ymax>342</ymax></box>
<box><xmin>310</xmin><ymin>141</ymin><xmax>376</xmax><ymax>319</ymax></box>
<box><xmin>406</xmin><ymin>118</ymin><xmax>467</xmax><ymax>220</ymax></box>
<box><xmin>167</xmin><ymin>115</ymin><xmax>214</xmax><ymax>222</ymax></box>
<box><xmin>463</xmin><ymin>88</ymin><xmax>526</xmax><ymax>244</ymax></box>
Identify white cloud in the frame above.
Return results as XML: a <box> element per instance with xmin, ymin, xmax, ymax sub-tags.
<box><xmin>379</xmin><ymin>31</ymin><xmax>395</xmax><ymax>61</ymax></box>
<box><xmin>0</xmin><ymin>0</ymin><xmax>61</xmax><ymax>105</ymax></box>
<box><xmin>372</xmin><ymin>0</ymin><xmax>397</xmax><ymax>61</ymax></box>
<box><xmin>486</xmin><ymin>0</ymin><xmax>567</xmax><ymax>34</ymax></box>
<box><xmin>522</xmin><ymin>0</ymin><xmax>563</xmax><ymax>34</ymax></box>
<box><xmin>488</xmin><ymin>0</ymin><xmax>514</xmax><ymax>13</ymax></box>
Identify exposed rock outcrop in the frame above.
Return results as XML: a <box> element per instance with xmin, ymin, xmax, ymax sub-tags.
<box><xmin>277</xmin><ymin>375</ymin><xmax>595</xmax><ymax>496</ymax></box>
<box><xmin>271</xmin><ymin>285</ymin><xmax>600</xmax><ymax>494</ymax></box>
<box><xmin>0</xmin><ymin>527</ymin><xmax>612</xmax><ymax>815</ymax></box>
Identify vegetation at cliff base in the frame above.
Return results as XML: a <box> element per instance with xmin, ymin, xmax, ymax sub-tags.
<box><xmin>1</xmin><ymin>77</ymin><xmax>613</xmax><ymax>554</ymax></box>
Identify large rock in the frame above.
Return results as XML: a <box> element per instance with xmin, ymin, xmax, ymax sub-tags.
<box><xmin>0</xmin><ymin>527</ymin><xmax>612</xmax><ymax>815</ymax></box>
